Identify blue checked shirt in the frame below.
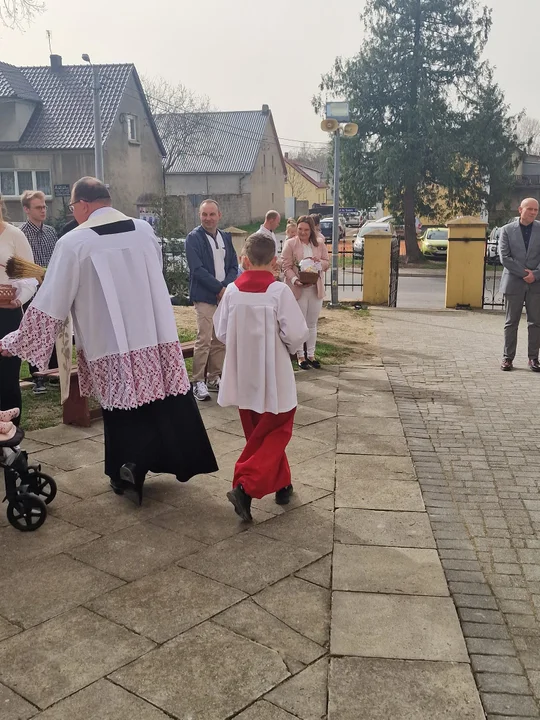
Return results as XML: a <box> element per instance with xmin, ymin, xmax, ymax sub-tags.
<box><xmin>20</xmin><ymin>221</ymin><xmax>58</xmax><ymax>267</ymax></box>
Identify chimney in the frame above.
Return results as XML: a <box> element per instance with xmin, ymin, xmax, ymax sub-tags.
<box><xmin>262</xmin><ymin>104</ymin><xmax>269</xmax><ymax>115</ymax></box>
<box><xmin>50</xmin><ymin>54</ymin><xmax>62</xmax><ymax>71</ymax></box>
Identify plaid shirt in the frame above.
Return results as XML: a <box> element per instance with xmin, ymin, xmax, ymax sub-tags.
<box><xmin>20</xmin><ymin>221</ymin><xmax>58</xmax><ymax>267</ymax></box>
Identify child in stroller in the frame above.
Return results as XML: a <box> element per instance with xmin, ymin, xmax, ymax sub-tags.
<box><xmin>1</xmin><ymin>408</ymin><xmax>57</xmax><ymax>531</ymax></box>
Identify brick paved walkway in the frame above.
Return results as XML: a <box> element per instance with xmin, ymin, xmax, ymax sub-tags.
<box><xmin>374</xmin><ymin>307</ymin><xmax>540</xmax><ymax>719</ymax></box>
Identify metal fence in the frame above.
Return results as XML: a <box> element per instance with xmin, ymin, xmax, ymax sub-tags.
<box><xmin>483</xmin><ymin>239</ymin><xmax>504</xmax><ymax>309</ymax></box>
<box><xmin>323</xmin><ymin>249</ymin><xmax>364</xmax><ymax>292</ymax></box>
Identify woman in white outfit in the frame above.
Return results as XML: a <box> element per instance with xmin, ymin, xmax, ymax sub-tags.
<box><xmin>281</xmin><ymin>215</ymin><xmax>329</xmax><ymax>369</ymax></box>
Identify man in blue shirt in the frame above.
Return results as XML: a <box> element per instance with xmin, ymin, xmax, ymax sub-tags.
<box><xmin>185</xmin><ymin>199</ymin><xmax>238</xmax><ymax>401</ymax></box>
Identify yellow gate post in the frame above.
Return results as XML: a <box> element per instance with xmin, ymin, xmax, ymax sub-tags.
<box><xmin>225</xmin><ymin>226</ymin><xmax>248</xmax><ymax>259</ymax></box>
<box><xmin>363</xmin><ymin>228</ymin><xmax>393</xmax><ymax>305</ymax></box>
<box><xmin>445</xmin><ymin>216</ymin><xmax>488</xmax><ymax>309</ymax></box>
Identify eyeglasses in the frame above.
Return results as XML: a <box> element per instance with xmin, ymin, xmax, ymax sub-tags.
<box><xmin>69</xmin><ymin>195</ymin><xmax>110</xmax><ymax>212</ymax></box>
<box><xmin>68</xmin><ymin>201</ymin><xmax>80</xmax><ymax>212</ymax></box>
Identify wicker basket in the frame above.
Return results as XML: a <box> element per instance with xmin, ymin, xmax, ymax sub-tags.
<box><xmin>298</xmin><ymin>271</ymin><xmax>319</xmax><ymax>285</ymax></box>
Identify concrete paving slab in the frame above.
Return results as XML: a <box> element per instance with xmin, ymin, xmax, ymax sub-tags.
<box><xmin>21</xmin><ymin>438</ymin><xmax>52</xmax><ymax>454</ymax></box>
<box><xmin>214</xmin><ymin>598</ymin><xmax>326</xmax><ymax>668</ymax></box>
<box><xmin>234</xmin><ymin>700</ymin><xmax>298</xmax><ymax>719</ymax></box>
<box><xmin>0</xmin><ymin>683</ymin><xmax>36</xmax><ymax>720</ymax></box>
<box><xmin>150</xmin><ymin>491</ymin><xmax>275</xmax><ymax>543</ymax></box>
<box><xmin>0</xmin><ymin>607</ymin><xmax>154</xmax><ymax>709</ymax></box>
<box><xmin>52</xmin><ymin>462</ymin><xmax>111</xmax><ymax>499</ymax></box>
<box><xmin>295</xmin><ymin>554</ymin><xmax>332</xmax><ymax>589</ymax></box>
<box><xmin>335</xmin><ymin>474</ymin><xmax>424</xmax><ymax>511</ymax></box>
<box><xmin>178</xmin><ymin>531</ymin><xmax>321</xmax><ymax>594</ymax></box>
<box><xmin>265</xmin><ymin>657</ymin><xmax>328</xmax><ymax>720</ymax></box>
<box><xmin>312</xmin><ymin>494</ymin><xmax>335</xmax><ymax>511</ymax></box>
<box><xmin>0</xmin><ymin>517</ymin><xmax>98</xmax><ymax>576</ymax></box>
<box><xmin>214</xmin><ymin>419</ymin><xmax>245</xmax><ymax>436</ymax></box>
<box><xmin>206</xmin><ymin>427</ymin><xmax>248</xmax><ymax>455</ymax></box>
<box><xmin>47</xmin><ymin>490</ymin><xmax>79</xmax><ymax>511</ymax></box>
<box><xmin>338</xmin><ymin>416</ymin><xmax>404</xmax><ymax>436</ymax></box>
<box><xmin>336</xmin><ymin>453</ymin><xmax>416</xmax><ymax>483</ymax></box>
<box><xmin>335</xmin><ymin>508</ymin><xmax>435</xmax><ymax>548</ymax></box>
<box><xmin>338</xmin><ymin>396</ymin><xmax>399</xmax><ymax>418</ymax></box>
<box><xmin>54</xmin><ymin>492</ymin><xmax>173</xmax><ymax>536</ymax></box>
<box><xmin>0</xmin><ymin>554</ymin><xmax>123</xmax><ymax>628</ymax></box>
<box><xmin>88</xmin><ymin>565</ymin><xmax>245</xmax><ymax>643</ymax></box>
<box><xmin>287</xmin><ymin>435</ymin><xmax>333</xmax><ymax>464</ymax></box>
<box><xmin>31</xmin><ymin>439</ymin><xmax>103</xmax><ymax>471</ymax></box>
<box><xmin>339</xmin><ymin>374</ymin><xmax>392</xmax><ymax>394</ymax></box>
<box><xmin>328</xmin><ymin>657</ymin><xmax>485</xmax><ymax>719</ymax></box>
<box><xmin>331</xmin><ymin>592</ymin><xmax>468</xmax><ymax>661</ymax></box>
<box><xmin>143</xmin><ymin>473</ymin><xmax>231</xmax><ymax>506</ymax></box>
<box><xmin>337</xmin><ymin>432</ymin><xmax>409</xmax><ymax>456</ymax></box>
<box><xmin>254</xmin><ymin>576</ymin><xmax>330</xmax><ymax>646</ymax></box>
<box><xmin>291</xmin><ymin>451</ymin><xmax>335</xmax><ymax>492</ymax></box>
<box><xmin>293</xmin><ymin>418</ymin><xmax>337</xmax><ymax>448</ymax></box>
<box><xmin>251</xmin><ymin>482</ymin><xmax>332</xmax><ymax>516</ymax></box>
<box><xmin>34</xmin><ymin>679</ymin><xmax>170</xmax><ymax>719</ymax></box>
<box><xmin>69</xmin><ymin>521</ymin><xmax>205</xmax><ymax>580</ymax></box>
<box><xmin>333</xmin><ymin>545</ymin><xmax>449</xmax><ymax>595</ymax></box>
<box><xmin>300</xmin><ymin>394</ymin><xmax>338</xmax><ymax>414</ymax></box>
<box><xmin>26</xmin><ymin>423</ymin><xmax>103</xmax><ymax>446</ymax></box>
<box><xmin>294</xmin><ymin>405</ymin><xmax>337</xmax><ymax>426</ymax></box>
<box><xmin>340</xmin><ymin>369</ymin><xmax>390</xmax><ymax>381</ymax></box>
<box><xmin>109</xmin><ymin>621</ymin><xmax>289</xmax><ymax>720</ymax></box>
<box><xmin>254</xmin><ymin>504</ymin><xmax>334</xmax><ymax>555</ymax></box>
<box><xmin>0</xmin><ymin>615</ymin><xmax>19</xmax><ymax>641</ymax></box>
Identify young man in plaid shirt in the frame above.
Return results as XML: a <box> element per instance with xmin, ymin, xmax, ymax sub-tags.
<box><xmin>20</xmin><ymin>190</ymin><xmax>59</xmax><ymax>394</ymax></box>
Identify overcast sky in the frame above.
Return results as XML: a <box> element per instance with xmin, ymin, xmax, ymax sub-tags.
<box><xmin>0</xmin><ymin>0</ymin><xmax>536</xmax><ymax>153</ymax></box>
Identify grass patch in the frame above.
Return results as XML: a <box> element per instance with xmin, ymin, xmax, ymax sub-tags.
<box><xmin>292</xmin><ymin>340</ymin><xmax>353</xmax><ymax>370</ymax></box>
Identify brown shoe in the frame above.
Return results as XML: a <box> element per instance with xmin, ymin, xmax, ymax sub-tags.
<box><xmin>501</xmin><ymin>358</ymin><xmax>513</xmax><ymax>371</ymax></box>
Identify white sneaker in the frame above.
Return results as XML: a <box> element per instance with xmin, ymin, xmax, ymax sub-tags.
<box><xmin>207</xmin><ymin>378</ymin><xmax>220</xmax><ymax>393</ymax></box>
<box><xmin>193</xmin><ymin>381</ymin><xmax>211</xmax><ymax>402</ymax></box>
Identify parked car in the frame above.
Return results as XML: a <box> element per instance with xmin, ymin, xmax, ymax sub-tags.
<box><xmin>320</xmin><ymin>217</ymin><xmax>346</xmax><ymax>242</ymax></box>
<box><xmin>419</xmin><ymin>228</ymin><xmax>448</xmax><ymax>258</ymax></box>
<box><xmin>344</xmin><ymin>212</ymin><xmax>361</xmax><ymax>228</ymax></box>
<box><xmin>486</xmin><ymin>217</ymin><xmax>519</xmax><ymax>264</ymax></box>
<box><xmin>353</xmin><ymin>222</ymin><xmax>393</xmax><ymax>257</ymax></box>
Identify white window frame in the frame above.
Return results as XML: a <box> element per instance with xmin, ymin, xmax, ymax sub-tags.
<box><xmin>125</xmin><ymin>114</ymin><xmax>139</xmax><ymax>144</ymax></box>
<box><xmin>0</xmin><ymin>169</ymin><xmax>52</xmax><ymax>199</ymax></box>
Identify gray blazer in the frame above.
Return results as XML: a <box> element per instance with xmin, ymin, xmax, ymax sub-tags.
<box><xmin>499</xmin><ymin>220</ymin><xmax>540</xmax><ymax>294</ymax></box>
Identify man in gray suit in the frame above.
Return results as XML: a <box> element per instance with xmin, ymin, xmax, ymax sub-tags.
<box><xmin>499</xmin><ymin>197</ymin><xmax>540</xmax><ymax>371</ymax></box>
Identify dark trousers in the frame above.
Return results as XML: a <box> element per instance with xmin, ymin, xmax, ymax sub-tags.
<box><xmin>0</xmin><ymin>307</ymin><xmax>23</xmax><ymax>424</ymax></box>
<box><xmin>29</xmin><ymin>346</ymin><xmax>58</xmax><ymax>377</ymax></box>
<box><xmin>504</xmin><ymin>289</ymin><xmax>540</xmax><ymax>360</ymax></box>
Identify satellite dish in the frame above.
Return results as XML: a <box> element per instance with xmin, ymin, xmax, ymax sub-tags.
<box><xmin>321</xmin><ymin>118</ymin><xmax>339</xmax><ymax>133</ymax></box>
<box><xmin>343</xmin><ymin>122</ymin><xmax>359</xmax><ymax>137</ymax></box>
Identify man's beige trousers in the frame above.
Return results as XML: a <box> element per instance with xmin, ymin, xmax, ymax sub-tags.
<box><xmin>192</xmin><ymin>302</ymin><xmax>225</xmax><ymax>383</ymax></box>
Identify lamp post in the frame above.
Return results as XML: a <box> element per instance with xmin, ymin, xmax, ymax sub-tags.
<box><xmin>82</xmin><ymin>53</ymin><xmax>104</xmax><ymax>182</ymax></box>
<box><xmin>321</xmin><ymin>102</ymin><xmax>358</xmax><ymax>307</ymax></box>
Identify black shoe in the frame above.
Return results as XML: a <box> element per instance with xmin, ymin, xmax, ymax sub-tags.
<box><xmin>307</xmin><ymin>358</ymin><xmax>321</xmax><ymax>369</ymax></box>
<box><xmin>120</xmin><ymin>463</ymin><xmax>144</xmax><ymax>505</ymax></box>
<box><xmin>227</xmin><ymin>485</ymin><xmax>253</xmax><ymax>522</ymax></box>
<box><xmin>529</xmin><ymin>358</ymin><xmax>540</xmax><ymax>372</ymax></box>
<box><xmin>275</xmin><ymin>484</ymin><xmax>294</xmax><ymax>505</ymax></box>
<box><xmin>109</xmin><ymin>477</ymin><xmax>126</xmax><ymax>495</ymax></box>
<box><xmin>501</xmin><ymin>358</ymin><xmax>513</xmax><ymax>371</ymax></box>
<box><xmin>298</xmin><ymin>360</ymin><xmax>310</xmax><ymax>370</ymax></box>
<box><xmin>32</xmin><ymin>378</ymin><xmax>47</xmax><ymax>395</ymax></box>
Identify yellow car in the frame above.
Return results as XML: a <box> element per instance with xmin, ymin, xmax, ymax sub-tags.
<box><xmin>419</xmin><ymin>228</ymin><xmax>448</xmax><ymax>257</ymax></box>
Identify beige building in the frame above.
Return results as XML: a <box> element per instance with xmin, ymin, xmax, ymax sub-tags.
<box><xmin>285</xmin><ymin>156</ymin><xmax>328</xmax><ymax>208</ymax></box>
<box><xmin>0</xmin><ymin>56</ymin><xmax>165</xmax><ymax>223</ymax></box>
<box><xmin>160</xmin><ymin>106</ymin><xmax>286</xmax><ymax>228</ymax></box>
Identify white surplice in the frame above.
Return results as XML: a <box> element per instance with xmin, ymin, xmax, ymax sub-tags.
<box><xmin>213</xmin><ymin>278</ymin><xmax>308</xmax><ymax>414</ymax></box>
<box><xmin>1</xmin><ymin>207</ymin><xmax>190</xmax><ymax>410</ymax></box>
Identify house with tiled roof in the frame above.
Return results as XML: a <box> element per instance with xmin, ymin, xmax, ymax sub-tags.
<box><xmin>0</xmin><ymin>55</ymin><xmax>165</xmax><ymax>222</ymax></box>
<box><xmin>284</xmin><ymin>155</ymin><xmax>328</xmax><ymax>209</ymax></box>
<box><xmin>159</xmin><ymin>105</ymin><xmax>286</xmax><ymax>227</ymax></box>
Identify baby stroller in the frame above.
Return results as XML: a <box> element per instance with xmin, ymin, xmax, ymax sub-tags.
<box><xmin>2</xmin><ymin>427</ymin><xmax>57</xmax><ymax>531</ymax></box>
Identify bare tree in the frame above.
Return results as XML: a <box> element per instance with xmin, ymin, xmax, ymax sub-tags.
<box><xmin>0</xmin><ymin>0</ymin><xmax>43</xmax><ymax>29</ymax></box>
<box><xmin>286</xmin><ymin>163</ymin><xmax>312</xmax><ymax>201</ymax></box>
<box><xmin>516</xmin><ymin>115</ymin><xmax>540</xmax><ymax>156</ymax></box>
<box><xmin>142</xmin><ymin>76</ymin><xmax>217</xmax><ymax>173</ymax></box>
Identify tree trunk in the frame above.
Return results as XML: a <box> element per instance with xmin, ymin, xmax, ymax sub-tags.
<box><xmin>403</xmin><ymin>184</ymin><xmax>422</xmax><ymax>262</ymax></box>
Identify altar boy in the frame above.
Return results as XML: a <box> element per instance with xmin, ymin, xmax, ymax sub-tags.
<box><xmin>214</xmin><ymin>233</ymin><xmax>308</xmax><ymax>521</ymax></box>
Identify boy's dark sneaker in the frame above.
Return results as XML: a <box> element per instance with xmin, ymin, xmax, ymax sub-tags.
<box><xmin>529</xmin><ymin>358</ymin><xmax>540</xmax><ymax>372</ymax></box>
<box><xmin>227</xmin><ymin>485</ymin><xmax>253</xmax><ymax>522</ymax></box>
<box><xmin>501</xmin><ymin>358</ymin><xmax>513</xmax><ymax>371</ymax></box>
<box><xmin>275</xmin><ymin>484</ymin><xmax>294</xmax><ymax>505</ymax></box>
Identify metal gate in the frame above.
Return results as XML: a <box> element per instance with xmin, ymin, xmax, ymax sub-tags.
<box><xmin>323</xmin><ymin>248</ymin><xmax>364</xmax><ymax>295</ymax></box>
<box><xmin>389</xmin><ymin>236</ymin><xmax>400</xmax><ymax>307</ymax></box>
<box><xmin>483</xmin><ymin>233</ymin><xmax>504</xmax><ymax>309</ymax></box>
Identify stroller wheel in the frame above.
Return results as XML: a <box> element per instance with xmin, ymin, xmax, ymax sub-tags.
<box><xmin>27</xmin><ymin>471</ymin><xmax>57</xmax><ymax>505</ymax></box>
<box><xmin>7</xmin><ymin>493</ymin><xmax>47</xmax><ymax>531</ymax></box>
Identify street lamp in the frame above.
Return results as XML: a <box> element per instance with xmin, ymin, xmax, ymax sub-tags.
<box><xmin>321</xmin><ymin>101</ymin><xmax>358</xmax><ymax>307</ymax></box>
<box><xmin>82</xmin><ymin>54</ymin><xmax>104</xmax><ymax>182</ymax></box>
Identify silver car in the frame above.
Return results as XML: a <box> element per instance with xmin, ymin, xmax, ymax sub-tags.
<box><xmin>353</xmin><ymin>222</ymin><xmax>393</xmax><ymax>257</ymax></box>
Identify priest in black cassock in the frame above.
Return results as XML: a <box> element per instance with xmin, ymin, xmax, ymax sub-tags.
<box><xmin>0</xmin><ymin>177</ymin><xmax>217</xmax><ymax>503</ymax></box>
